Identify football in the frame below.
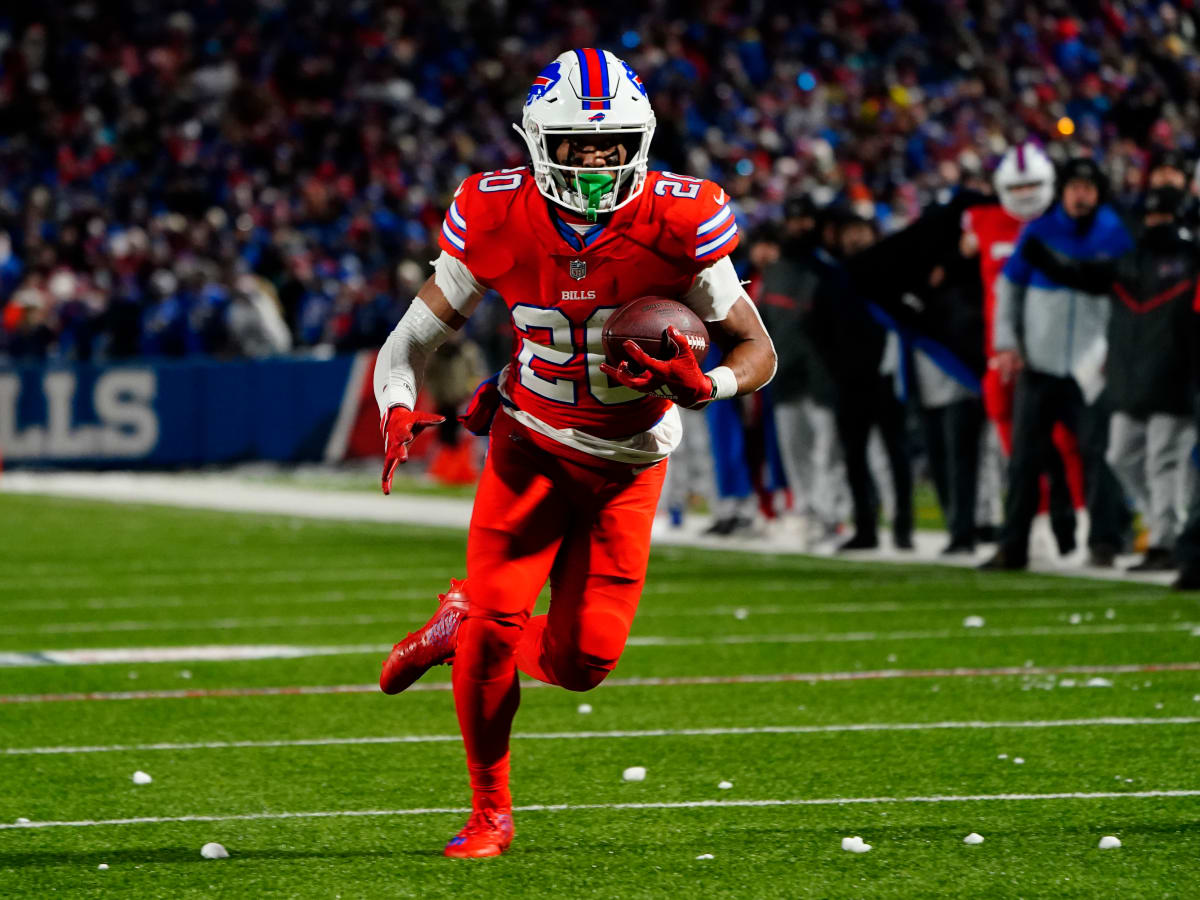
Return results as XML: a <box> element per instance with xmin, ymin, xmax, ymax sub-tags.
<box><xmin>601</xmin><ymin>296</ymin><xmax>710</xmax><ymax>371</ymax></box>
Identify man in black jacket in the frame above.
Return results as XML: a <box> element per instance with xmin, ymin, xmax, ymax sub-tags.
<box><xmin>1022</xmin><ymin>185</ymin><xmax>1196</xmax><ymax>571</ymax></box>
<box><xmin>759</xmin><ymin>210</ymin><xmax>847</xmax><ymax>546</ymax></box>
<box><xmin>843</xmin><ymin>191</ymin><xmax>990</xmax><ymax>553</ymax></box>
<box><xmin>814</xmin><ymin>211</ymin><xmax>914</xmax><ymax>551</ymax></box>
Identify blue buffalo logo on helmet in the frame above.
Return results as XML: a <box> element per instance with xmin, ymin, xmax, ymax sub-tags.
<box><xmin>526</xmin><ymin>61</ymin><xmax>562</xmax><ymax>106</ymax></box>
<box><xmin>621</xmin><ymin>60</ymin><xmax>647</xmax><ymax>96</ymax></box>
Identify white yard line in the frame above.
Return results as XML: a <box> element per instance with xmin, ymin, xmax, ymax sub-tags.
<box><xmin>4</xmin><ymin>790</ymin><xmax>1198</xmax><ymax>831</ymax></box>
<box><xmin>3</xmin><ymin>661</ymin><xmax>1198</xmax><ymax>703</ymax></box>
<box><xmin>3</xmin><ymin>618</ymin><xmax>1194</xmax><ymax>641</ymax></box>
<box><xmin>0</xmin><ymin>644</ymin><xmax>390</xmax><ymax>667</ymax></box>
<box><xmin>0</xmin><ymin>589</ymin><xmax>434</xmax><ymax>613</ymax></box>
<box><xmin>0</xmin><ymin>589</ymin><xmax>1173</xmax><ymax>617</ymax></box>
<box><xmin>6</xmin><ymin>717</ymin><xmax>1198</xmax><ymax>757</ymax></box>
<box><xmin>623</xmin><ymin>621</ymin><xmax>1199</xmax><ymax>645</ymax></box>
<box><xmin>0</xmin><ymin>567</ymin><xmax>455</xmax><ymax>591</ymax></box>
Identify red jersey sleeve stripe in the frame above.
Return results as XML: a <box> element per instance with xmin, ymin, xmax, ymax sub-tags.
<box><xmin>695</xmin><ymin>222</ymin><xmax>738</xmax><ymax>259</ymax></box>
<box><xmin>441</xmin><ymin>220</ymin><xmax>466</xmax><ymax>252</ymax></box>
<box><xmin>696</xmin><ymin>204</ymin><xmax>733</xmax><ymax>237</ymax></box>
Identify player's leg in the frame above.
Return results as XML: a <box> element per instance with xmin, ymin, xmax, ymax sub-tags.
<box><xmin>447</xmin><ymin>416</ymin><xmax>569</xmax><ymax>856</ymax></box>
<box><xmin>1137</xmin><ymin>413</ymin><xmax>1190</xmax><ymax>566</ymax></box>
<box><xmin>836</xmin><ymin>389</ymin><xmax>879</xmax><ymax>548</ymax></box>
<box><xmin>1051</xmin><ymin>422</ymin><xmax>1088</xmax><ymax>513</ymax></box>
<box><xmin>987</xmin><ymin>370</ymin><xmax>1056</xmax><ymax>567</ymax></box>
<box><xmin>516</xmin><ymin>459</ymin><xmax>665</xmax><ymax>691</ymax></box>
<box><xmin>1042</xmin><ymin>433</ymin><xmax>1080</xmax><ymax>556</ymax></box>
<box><xmin>810</xmin><ymin>398</ymin><xmax>851</xmax><ymax>538</ymax></box>
<box><xmin>1105</xmin><ymin>412</ymin><xmax>1150</xmax><ymax>534</ymax></box>
<box><xmin>981</xmin><ymin>367</ymin><xmax>1015</xmax><ymax>456</ymax></box>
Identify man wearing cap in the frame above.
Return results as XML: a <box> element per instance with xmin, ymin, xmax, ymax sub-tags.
<box><xmin>982</xmin><ymin>157</ymin><xmax>1135</xmax><ymax>569</ymax></box>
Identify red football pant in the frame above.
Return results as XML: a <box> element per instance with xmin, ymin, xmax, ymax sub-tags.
<box><xmin>452</xmin><ymin>412</ymin><xmax>666</xmax><ymax>810</ymax></box>
<box><xmin>982</xmin><ymin>367</ymin><xmax>1085</xmax><ymax>510</ymax></box>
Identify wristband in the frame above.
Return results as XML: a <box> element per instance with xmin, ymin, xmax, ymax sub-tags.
<box><xmin>706</xmin><ymin>365</ymin><xmax>739</xmax><ymax>401</ymax></box>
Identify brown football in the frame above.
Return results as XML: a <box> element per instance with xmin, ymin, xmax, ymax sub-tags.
<box><xmin>601</xmin><ymin>297</ymin><xmax>710</xmax><ymax>372</ymax></box>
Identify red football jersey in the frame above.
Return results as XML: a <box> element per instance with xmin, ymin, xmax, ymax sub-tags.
<box><xmin>962</xmin><ymin>203</ymin><xmax>1023</xmax><ymax>357</ymax></box>
<box><xmin>439</xmin><ymin>168</ymin><xmax>739</xmax><ymax>439</ymax></box>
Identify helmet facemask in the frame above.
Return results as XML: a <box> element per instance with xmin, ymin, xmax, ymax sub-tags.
<box><xmin>998</xmin><ymin>180</ymin><xmax>1055</xmax><ymax>221</ymax></box>
<box><xmin>518</xmin><ymin>121</ymin><xmax>655</xmax><ymax>222</ymax></box>
<box><xmin>541</xmin><ymin>132</ymin><xmax>646</xmax><ymax>221</ymax></box>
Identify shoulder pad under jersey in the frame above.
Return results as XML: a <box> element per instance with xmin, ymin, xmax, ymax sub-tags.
<box><xmin>438</xmin><ymin>168</ymin><xmax>532</xmax><ymax>262</ymax></box>
<box><xmin>650</xmin><ymin>172</ymin><xmax>740</xmax><ymax>268</ymax></box>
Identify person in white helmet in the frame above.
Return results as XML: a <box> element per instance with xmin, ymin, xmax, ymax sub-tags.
<box><xmin>371</xmin><ymin>48</ymin><xmax>777</xmax><ymax>857</ymax></box>
<box><xmin>964</xmin><ymin>142</ymin><xmax>1084</xmax><ymax>557</ymax></box>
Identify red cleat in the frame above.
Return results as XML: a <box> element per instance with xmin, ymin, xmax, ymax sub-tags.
<box><xmin>443</xmin><ymin>807</ymin><xmax>514</xmax><ymax>858</ymax></box>
<box><xmin>379</xmin><ymin>579</ymin><xmax>468</xmax><ymax>695</ymax></box>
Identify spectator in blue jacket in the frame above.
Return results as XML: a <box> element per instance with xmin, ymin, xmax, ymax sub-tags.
<box><xmin>982</xmin><ymin>157</ymin><xmax>1134</xmax><ymax>570</ymax></box>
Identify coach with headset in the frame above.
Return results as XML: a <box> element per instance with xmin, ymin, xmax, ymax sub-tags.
<box><xmin>982</xmin><ymin>157</ymin><xmax>1134</xmax><ymax>570</ymax></box>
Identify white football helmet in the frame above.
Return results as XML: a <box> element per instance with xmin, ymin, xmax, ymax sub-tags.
<box><xmin>515</xmin><ymin>48</ymin><xmax>656</xmax><ymax>221</ymax></box>
<box><xmin>993</xmin><ymin>142</ymin><xmax>1056</xmax><ymax>221</ymax></box>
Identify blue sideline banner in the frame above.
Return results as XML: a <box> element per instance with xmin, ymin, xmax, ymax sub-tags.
<box><xmin>0</xmin><ymin>355</ymin><xmax>367</xmax><ymax>467</ymax></box>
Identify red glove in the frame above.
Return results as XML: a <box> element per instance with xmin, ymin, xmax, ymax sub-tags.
<box><xmin>381</xmin><ymin>405</ymin><xmax>445</xmax><ymax>495</ymax></box>
<box><xmin>458</xmin><ymin>375</ymin><xmax>502</xmax><ymax>437</ymax></box>
<box><xmin>599</xmin><ymin>325</ymin><xmax>715</xmax><ymax>409</ymax></box>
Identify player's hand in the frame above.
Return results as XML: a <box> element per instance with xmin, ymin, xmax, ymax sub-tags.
<box><xmin>600</xmin><ymin>326</ymin><xmax>715</xmax><ymax>409</ymax></box>
<box><xmin>381</xmin><ymin>405</ymin><xmax>445</xmax><ymax>495</ymax></box>
<box><xmin>458</xmin><ymin>375</ymin><xmax>502</xmax><ymax>437</ymax></box>
<box><xmin>990</xmin><ymin>349</ymin><xmax>1023</xmax><ymax>385</ymax></box>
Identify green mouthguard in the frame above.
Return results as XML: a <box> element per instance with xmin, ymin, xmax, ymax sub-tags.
<box><xmin>574</xmin><ymin>172</ymin><xmax>616</xmax><ymax>222</ymax></box>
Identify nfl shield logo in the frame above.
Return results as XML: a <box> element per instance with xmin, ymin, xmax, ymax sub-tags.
<box><xmin>569</xmin><ymin>259</ymin><xmax>587</xmax><ymax>281</ymax></box>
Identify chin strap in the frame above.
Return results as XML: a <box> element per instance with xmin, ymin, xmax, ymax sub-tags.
<box><xmin>574</xmin><ymin>172</ymin><xmax>615</xmax><ymax>222</ymax></box>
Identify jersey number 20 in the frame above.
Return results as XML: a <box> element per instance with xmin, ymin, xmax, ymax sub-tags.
<box><xmin>511</xmin><ymin>305</ymin><xmax>643</xmax><ymax>406</ymax></box>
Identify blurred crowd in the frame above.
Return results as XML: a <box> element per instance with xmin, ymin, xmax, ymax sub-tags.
<box><xmin>6</xmin><ymin>2</ymin><xmax>1200</xmax><ymax>361</ymax></box>
<box><xmin>9</xmin><ymin>3</ymin><xmax>1200</xmax><ymax>579</ymax></box>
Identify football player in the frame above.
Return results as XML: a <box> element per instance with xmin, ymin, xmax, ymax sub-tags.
<box><xmin>372</xmin><ymin>48</ymin><xmax>777</xmax><ymax>858</ymax></box>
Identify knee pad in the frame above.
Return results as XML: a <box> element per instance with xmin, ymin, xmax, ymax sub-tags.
<box><xmin>550</xmin><ymin>653</ymin><xmax>615</xmax><ymax>692</ymax></box>
<box><xmin>547</xmin><ymin>606</ymin><xmax>628</xmax><ymax>692</ymax></box>
<box><xmin>457</xmin><ymin>611</ymin><xmax>525</xmax><ymax>673</ymax></box>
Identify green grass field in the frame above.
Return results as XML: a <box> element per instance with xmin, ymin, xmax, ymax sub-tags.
<box><xmin>1</xmin><ymin>492</ymin><xmax>1198</xmax><ymax>898</ymax></box>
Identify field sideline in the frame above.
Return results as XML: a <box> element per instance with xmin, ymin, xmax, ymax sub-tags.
<box><xmin>1</xmin><ymin>485</ymin><xmax>1198</xmax><ymax>898</ymax></box>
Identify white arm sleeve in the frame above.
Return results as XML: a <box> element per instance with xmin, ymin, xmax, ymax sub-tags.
<box><xmin>682</xmin><ymin>255</ymin><xmax>745</xmax><ymax>322</ymax></box>
<box><xmin>432</xmin><ymin>251</ymin><xmax>485</xmax><ymax>315</ymax></box>
<box><xmin>681</xmin><ymin>256</ymin><xmax>777</xmax><ymax>396</ymax></box>
<box><xmin>373</xmin><ymin>253</ymin><xmax>487</xmax><ymax>417</ymax></box>
<box><xmin>373</xmin><ymin>298</ymin><xmax>455</xmax><ymax>417</ymax></box>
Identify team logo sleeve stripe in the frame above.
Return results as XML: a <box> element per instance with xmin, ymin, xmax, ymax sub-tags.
<box><xmin>441</xmin><ymin>220</ymin><xmax>466</xmax><ymax>252</ymax></box>
<box><xmin>448</xmin><ymin>201</ymin><xmax>467</xmax><ymax>231</ymax></box>
<box><xmin>696</xmin><ymin>222</ymin><xmax>738</xmax><ymax>259</ymax></box>
<box><xmin>696</xmin><ymin>204</ymin><xmax>733</xmax><ymax>237</ymax></box>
